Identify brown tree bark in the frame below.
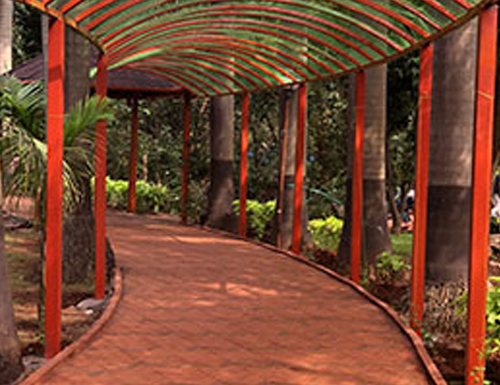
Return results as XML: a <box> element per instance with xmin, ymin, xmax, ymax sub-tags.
<box><xmin>62</xmin><ymin>28</ymin><xmax>93</xmax><ymax>285</ymax></box>
<box><xmin>339</xmin><ymin>66</ymin><xmax>392</xmax><ymax>267</ymax></box>
<box><xmin>0</xmin><ymin>1</ymin><xmax>23</xmax><ymax>381</ymax></box>
<box><xmin>208</xmin><ymin>95</ymin><xmax>237</xmax><ymax>232</ymax></box>
<box><xmin>275</xmin><ymin>85</ymin><xmax>309</xmax><ymax>250</ymax></box>
<box><xmin>425</xmin><ymin>18</ymin><xmax>478</xmax><ymax>283</ymax></box>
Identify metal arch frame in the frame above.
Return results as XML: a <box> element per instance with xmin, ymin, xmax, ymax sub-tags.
<box><xmin>16</xmin><ymin>0</ymin><xmax>498</xmax><ymax>97</ymax></box>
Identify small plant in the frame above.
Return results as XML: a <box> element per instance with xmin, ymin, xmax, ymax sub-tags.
<box><xmin>234</xmin><ymin>200</ymin><xmax>276</xmax><ymax>240</ymax></box>
<box><xmin>456</xmin><ymin>277</ymin><xmax>500</xmax><ymax>358</ymax></box>
<box><xmin>308</xmin><ymin>216</ymin><xmax>343</xmax><ymax>252</ymax></box>
<box><xmin>374</xmin><ymin>252</ymin><xmax>408</xmax><ymax>283</ymax></box>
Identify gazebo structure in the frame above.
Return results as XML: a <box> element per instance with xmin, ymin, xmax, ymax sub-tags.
<box><xmin>9</xmin><ymin>1</ymin><xmax>500</xmax><ymax>384</ymax></box>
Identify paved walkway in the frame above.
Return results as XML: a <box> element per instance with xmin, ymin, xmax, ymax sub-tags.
<box><xmin>37</xmin><ymin>212</ymin><xmax>431</xmax><ymax>385</ymax></box>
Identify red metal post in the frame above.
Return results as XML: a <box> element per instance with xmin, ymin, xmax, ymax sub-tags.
<box><xmin>45</xmin><ymin>17</ymin><xmax>64</xmax><ymax>359</ymax></box>
<box><xmin>94</xmin><ymin>53</ymin><xmax>108</xmax><ymax>300</ymax></box>
<box><xmin>466</xmin><ymin>6</ymin><xmax>498</xmax><ymax>385</ymax></box>
<box><xmin>410</xmin><ymin>44</ymin><xmax>433</xmax><ymax>335</ymax></box>
<box><xmin>127</xmin><ymin>97</ymin><xmax>139</xmax><ymax>213</ymax></box>
<box><xmin>292</xmin><ymin>83</ymin><xmax>307</xmax><ymax>254</ymax></box>
<box><xmin>351</xmin><ymin>72</ymin><xmax>365</xmax><ymax>284</ymax></box>
<box><xmin>239</xmin><ymin>92</ymin><xmax>250</xmax><ymax>237</ymax></box>
<box><xmin>181</xmin><ymin>93</ymin><xmax>191</xmax><ymax>224</ymax></box>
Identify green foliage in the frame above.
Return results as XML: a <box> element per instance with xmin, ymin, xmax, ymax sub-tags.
<box><xmin>390</xmin><ymin>233</ymin><xmax>413</xmax><ymax>259</ymax></box>
<box><xmin>375</xmin><ymin>252</ymin><xmax>408</xmax><ymax>283</ymax></box>
<box><xmin>234</xmin><ymin>200</ymin><xmax>276</xmax><ymax>240</ymax></box>
<box><xmin>0</xmin><ymin>77</ymin><xmax>110</xmax><ymax>219</ymax></box>
<box><xmin>308</xmin><ymin>216</ymin><xmax>343</xmax><ymax>252</ymax></box>
<box><xmin>456</xmin><ymin>278</ymin><xmax>500</xmax><ymax>358</ymax></box>
<box><xmin>106</xmin><ymin>178</ymin><xmax>170</xmax><ymax>214</ymax></box>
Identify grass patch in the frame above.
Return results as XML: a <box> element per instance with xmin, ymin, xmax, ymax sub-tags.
<box><xmin>390</xmin><ymin>233</ymin><xmax>413</xmax><ymax>260</ymax></box>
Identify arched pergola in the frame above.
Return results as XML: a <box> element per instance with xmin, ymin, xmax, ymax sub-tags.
<box><xmin>11</xmin><ymin>1</ymin><xmax>499</xmax><ymax>384</ymax></box>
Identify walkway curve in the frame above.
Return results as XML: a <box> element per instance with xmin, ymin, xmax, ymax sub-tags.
<box><xmin>34</xmin><ymin>212</ymin><xmax>434</xmax><ymax>385</ymax></box>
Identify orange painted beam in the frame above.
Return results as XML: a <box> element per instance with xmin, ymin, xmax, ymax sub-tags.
<box><xmin>127</xmin><ymin>98</ymin><xmax>139</xmax><ymax>213</ymax></box>
<box><xmin>292</xmin><ymin>83</ymin><xmax>307</xmax><ymax>254</ymax></box>
<box><xmin>45</xmin><ymin>17</ymin><xmax>64</xmax><ymax>359</ymax></box>
<box><xmin>239</xmin><ymin>92</ymin><xmax>250</xmax><ymax>237</ymax></box>
<box><xmin>94</xmin><ymin>54</ymin><xmax>108</xmax><ymax>300</ymax></box>
<box><xmin>181</xmin><ymin>93</ymin><xmax>191</xmax><ymax>224</ymax></box>
<box><xmin>410</xmin><ymin>43</ymin><xmax>433</xmax><ymax>335</ymax></box>
<box><xmin>466</xmin><ymin>5</ymin><xmax>498</xmax><ymax>385</ymax></box>
<box><xmin>351</xmin><ymin>71</ymin><xmax>365</xmax><ymax>284</ymax></box>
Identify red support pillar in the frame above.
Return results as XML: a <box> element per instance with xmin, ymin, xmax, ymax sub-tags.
<box><xmin>181</xmin><ymin>93</ymin><xmax>191</xmax><ymax>224</ymax></box>
<box><xmin>351</xmin><ymin>72</ymin><xmax>365</xmax><ymax>284</ymax></box>
<box><xmin>45</xmin><ymin>17</ymin><xmax>64</xmax><ymax>359</ymax></box>
<box><xmin>127</xmin><ymin>97</ymin><xmax>139</xmax><ymax>213</ymax></box>
<box><xmin>239</xmin><ymin>92</ymin><xmax>250</xmax><ymax>237</ymax></box>
<box><xmin>94</xmin><ymin>53</ymin><xmax>108</xmax><ymax>300</ymax></box>
<box><xmin>466</xmin><ymin>6</ymin><xmax>498</xmax><ymax>385</ymax></box>
<box><xmin>292</xmin><ymin>83</ymin><xmax>307</xmax><ymax>254</ymax></box>
<box><xmin>410</xmin><ymin>44</ymin><xmax>433</xmax><ymax>335</ymax></box>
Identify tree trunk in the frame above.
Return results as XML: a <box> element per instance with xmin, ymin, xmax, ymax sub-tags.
<box><xmin>0</xmin><ymin>179</ymin><xmax>23</xmax><ymax>384</ymax></box>
<box><xmin>208</xmin><ymin>95</ymin><xmax>237</xmax><ymax>232</ymax></box>
<box><xmin>0</xmin><ymin>0</ymin><xmax>12</xmax><ymax>74</ymax></box>
<box><xmin>275</xmin><ymin>85</ymin><xmax>309</xmax><ymax>250</ymax></box>
<box><xmin>62</xmin><ymin>28</ymin><xmax>93</xmax><ymax>285</ymax></box>
<box><xmin>425</xmin><ymin>19</ymin><xmax>478</xmax><ymax>284</ymax></box>
<box><xmin>339</xmin><ymin>66</ymin><xmax>392</xmax><ymax>267</ymax></box>
<box><xmin>0</xmin><ymin>1</ymin><xmax>23</xmax><ymax>381</ymax></box>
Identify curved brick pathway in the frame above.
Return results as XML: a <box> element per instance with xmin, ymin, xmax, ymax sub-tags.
<box><xmin>37</xmin><ymin>212</ymin><xmax>432</xmax><ymax>385</ymax></box>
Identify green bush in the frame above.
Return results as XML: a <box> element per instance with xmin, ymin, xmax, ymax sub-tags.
<box><xmin>457</xmin><ymin>277</ymin><xmax>500</xmax><ymax>359</ymax></box>
<box><xmin>375</xmin><ymin>252</ymin><xmax>409</xmax><ymax>283</ymax></box>
<box><xmin>106</xmin><ymin>178</ymin><xmax>170</xmax><ymax>214</ymax></box>
<box><xmin>308</xmin><ymin>216</ymin><xmax>343</xmax><ymax>252</ymax></box>
<box><xmin>234</xmin><ymin>200</ymin><xmax>276</xmax><ymax>240</ymax></box>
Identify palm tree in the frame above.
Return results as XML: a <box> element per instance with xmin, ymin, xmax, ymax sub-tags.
<box><xmin>208</xmin><ymin>95</ymin><xmax>236</xmax><ymax>231</ymax></box>
<box><xmin>426</xmin><ymin>18</ymin><xmax>478</xmax><ymax>283</ymax></box>
<box><xmin>338</xmin><ymin>66</ymin><xmax>392</xmax><ymax>268</ymax></box>
<box><xmin>275</xmin><ymin>85</ymin><xmax>309</xmax><ymax>250</ymax></box>
<box><xmin>62</xmin><ymin>27</ymin><xmax>93</xmax><ymax>285</ymax></box>
<box><xmin>0</xmin><ymin>77</ymin><xmax>109</xmax><ymax>217</ymax></box>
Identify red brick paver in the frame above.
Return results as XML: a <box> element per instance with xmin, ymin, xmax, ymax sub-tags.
<box><xmin>36</xmin><ymin>212</ymin><xmax>432</xmax><ymax>385</ymax></box>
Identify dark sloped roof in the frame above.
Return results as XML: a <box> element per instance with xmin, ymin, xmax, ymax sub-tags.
<box><xmin>10</xmin><ymin>54</ymin><xmax>183</xmax><ymax>99</ymax></box>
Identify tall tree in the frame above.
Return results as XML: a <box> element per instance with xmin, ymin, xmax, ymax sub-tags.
<box><xmin>0</xmin><ymin>208</ymin><xmax>23</xmax><ymax>383</ymax></box>
<box><xmin>338</xmin><ymin>66</ymin><xmax>392</xmax><ymax>267</ymax></box>
<box><xmin>425</xmin><ymin>19</ymin><xmax>478</xmax><ymax>283</ymax></box>
<box><xmin>275</xmin><ymin>85</ymin><xmax>309</xmax><ymax>250</ymax></box>
<box><xmin>62</xmin><ymin>28</ymin><xmax>93</xmax><ymax>285</ymax></box>
<box><xmin>208</xmin><ymin>95</ymin><xmax>236</xmax><ymax>231</ymax></box>
<box><xmin>0</xmin><ymin>0</ymin><xmax>23</xmax><ymax>382</ymax></box>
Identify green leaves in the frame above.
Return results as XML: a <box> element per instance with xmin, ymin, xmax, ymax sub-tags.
<box><xmin>105</xmin><ymin>178</ymin><xmax>170</xmax><ymax>213</ymax></box>
<box><xmin>0</xmin><ymin>76</ymin><xmax>110</xmax><ymax>219</ymax></box>
<box><xmin>308</xmin><ymin>216</ymin><xmax>343</xmax><ymax>252</ymax></box>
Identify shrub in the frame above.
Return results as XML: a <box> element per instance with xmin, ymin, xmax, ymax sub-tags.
<box><xmin>234</xmin><ymin>200</ymin><xmax>276</xmax><ymax>240</ymax></box>
<box><xmin>374</xmin><ymin>252</ymin><xmax>408</xmax><ymax>283</ymax></box>
<box><xmin>457</xmin><ymin>278</ymin><xmax>500</xmax><ymax>359</ymax></box>
<box><xmin>106</xmin><ymin>178</ymin><xmax>170</xmax><ymax>214</ymax></box>
<box><xmin>308</xmin><ymin>216</ymin><xmax>343</xmax><ymax>252</ymax></box>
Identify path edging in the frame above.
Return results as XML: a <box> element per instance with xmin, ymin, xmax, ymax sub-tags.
<box><xmin>17</xmin><ymin>268</ymin><xmax>123</xmax><ymax>385</ymax></box>
<box><xmin>191</xmin><ymin>223</ymin><xmax>446</xmax><ymax>385</ymax></box>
